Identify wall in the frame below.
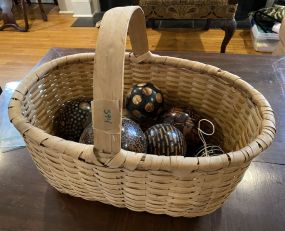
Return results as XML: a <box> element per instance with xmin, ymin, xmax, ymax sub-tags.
<box><xmin>91</xmin><ymin>0</ymin><xmax>100</xmax><ymax>13</ymax></box>
<box><xmin>58</xmin><ymin>0</ymin><xmax>74</xmax><ymax>14</ymax></box>
<box><xmin>71</xmin><ymin>0</ymin><xmax>100</xmax><ymax>17</ymax></box>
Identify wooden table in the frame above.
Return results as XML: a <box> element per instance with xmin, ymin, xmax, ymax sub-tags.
<box><xmin>0</xmin><ymin>48</ymin><xmax>284</xmax><ymax>231</ymax></box>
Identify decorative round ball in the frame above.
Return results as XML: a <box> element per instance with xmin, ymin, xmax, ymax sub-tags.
<box><xmin>183</xmin><ymin>107</ymin><xmax>225</xmax><ymax>155</ymax></box>
<box><xmin>183</xmin><ymin>106</ymin><xmax>224</xmax><ymax>142</ymax></box>
<box><xmin>182</xmin><ymin>106</ymin><xmax>201</xmax><ymax>123</ymax></box>
<box><xmin>161</xmin><ymin>107</ymin><xmax>196</xmax><ymax>140</ymax></box>
<box><xmin>121</xmin><ymin>118</ymin><xmax>147</xmax><ymax>153</ymax></box>
<box><xmin>145</xmin><ymin>124</ymin><xmax>186</xmax><ymax>156</ymax></box>
<box><xmin>161</xmin><ymin>107</ymin><xmax>202</xmax><ymax>155</ymax></box>
<box><xmin>79</xmin><ymin>118</ymin><xmax>147</xmax><ymax>153</ymax></box>
<box><xmin>125</xmin><ymin>82</ymin><xmax>164</xmax><ymax>121</ymax></box>
<box><xmin>195</xmin><ymin>144</ymin><xmax>224</xmax><ymax>157</ymax></box>
<box><xmin>53</xmin><ymin>98</ymin><xmax>92</xmax><ymax>142</ymax></box>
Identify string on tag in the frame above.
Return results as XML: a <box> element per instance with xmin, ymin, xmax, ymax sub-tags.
<box><xmin>197</xmin><ymin>119</ymin><xmax>215</xmax><ymax>157</ymax></box>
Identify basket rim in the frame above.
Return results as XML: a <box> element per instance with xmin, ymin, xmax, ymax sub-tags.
<box><xmin>8</xmin><ymin>52</ymin><xmax>276</xmax><ymax>172</ymax></box>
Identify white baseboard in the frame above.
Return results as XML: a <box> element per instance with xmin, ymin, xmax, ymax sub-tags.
<box><xmin>30</xmin><ymin>0</ymin><xmax>54</xmax><ymax>3</ymax></box>
<box><xmin>72</xmin><ymin>9</ymin><xmax>97</xmax><ymax>18</ymax></box>
<box><xmin>59</xmin><ymin>11</ymin><xmax>74</xmax><ymax>14</ymax></box>
<box><xmin>73</xmin><ymin>14</ymin><xmax>94</xmax><ymax>18</ymax></box>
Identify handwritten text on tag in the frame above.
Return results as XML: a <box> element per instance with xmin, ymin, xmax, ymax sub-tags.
<box><xmin>104</xmin><ymin>109</ymin><xmax>112</xmax><ymax>124</ymax></box>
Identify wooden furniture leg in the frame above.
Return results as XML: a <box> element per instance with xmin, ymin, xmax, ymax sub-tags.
<box><xmin>37</xmin><ymin>0</ymin><xmax>48</xmax><ymax>21</ymax></box>
<box><xmin>13</xmin><ymin>0</ymin><xmax>31</xmax><ymax>6</ymax></box>
<box><xmin>0</xmin><ymin>0</ymin><xmax>28</xmax><ymax>32</ymax></box>
<box><xmin>220</xmin><ymin>19</ymin><xmax>237</xmax><ymax>53</ymax></box>
<box><xmin>21</xmin><ymin>0</ymin><xmax>29</xmax><ymax>30</ymax></box>
<box><xmin>204</xmin><ymin>18</ymin><xmax>236</xmax><ymax>53</ymax></box>
<box><xmin>13</xmin><ymin>0</ymin><xmax>47</xmax><ymax>21</ymax></box>
<box><xmin>205</xmin><ymin>18</ymin><xmax>211</xmax><ymax>31</ymax></box>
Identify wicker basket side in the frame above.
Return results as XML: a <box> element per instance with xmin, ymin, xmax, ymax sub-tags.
<box><xmin>9</xmin><ymin>52</ymin><xmax>275</xmax><ymax>171</ymax></box>
<box><xmin>24</xmin><ymin>133</ymin><xmax>250</xmax><ymax>217</ymax></box>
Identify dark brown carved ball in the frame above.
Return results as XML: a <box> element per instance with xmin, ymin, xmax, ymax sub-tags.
<box><xmin>145</xmin><ymin>124</ymin><xmax>186</xmax><ymax>156</ymax></box>
<box><xmin>182</xmin><ymin>106</ymin><xmax>225</xmax><ymax>156</ymax></box>
<box><xmin>161</xmin><ymin>107</ymin><xmax>202</xmax><ymax>156</ymax></box>
<box><xmin>125</xmin><ymin>82</ymin><xmax>164</xmax><ymax>122</ymax></box>
<box><xmin>53</xmin><ymin>98</ymin><xmax>92</xmax><ymax>142</ymax></box>
<box><xmin>161</xmin><ymin>107</ymin><xmax>196</xmax><ymax>141</ymax></box>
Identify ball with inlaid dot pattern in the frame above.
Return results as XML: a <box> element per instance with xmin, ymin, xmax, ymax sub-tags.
<box><xmin>125</xmin><ymin>82</ymin><xmax>164</xmax><ymax>122</ymax></box>
<box><xmin>145</xmin><ymin>124</ymin><xmax>186</xmax><ymax>156</ymax></box>
<box><xmin>79</xmin><ymin>118</ymin><xmax>147</xmax><ymax>153</ymax></box>
<box><xmin>53</xmin><ymin>98</ymin><xmax>92</xmax><ymax>142</ymax></box>
<box><xmin>121</xmin><ymin>118</ymin><xmax>147</xmax><ymax>153</ymax></box>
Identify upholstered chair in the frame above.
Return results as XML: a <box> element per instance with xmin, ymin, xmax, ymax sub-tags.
<box><xmin>133</xmin><ymin>0</ymin><xmax>238</xmax><ymax>53</ymax></box>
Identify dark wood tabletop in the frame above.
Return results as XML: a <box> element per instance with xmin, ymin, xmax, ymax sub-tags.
<box><xmin>0</xmin><ymin>48</ymin><xmax>284</xmax><ymax>231</ymax></box>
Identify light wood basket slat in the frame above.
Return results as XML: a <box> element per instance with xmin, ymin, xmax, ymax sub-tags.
<box><xmin>8</xmin><ymin>6</ymin><xmax>275</xmax><ymax>217</ymax></box>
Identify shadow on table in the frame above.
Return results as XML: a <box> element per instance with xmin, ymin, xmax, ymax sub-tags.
<box><xmin>42</xmin><ymin>187</ymin><xmax>222</xmax><ymax>231</ymax></box>
<box><xmin>152</xmin><ymin>28</ymin><xmax>207</xmax><ymax>53</ymax></box>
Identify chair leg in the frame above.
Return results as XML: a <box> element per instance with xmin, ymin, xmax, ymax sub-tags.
<box><xmin>0</xmin><ymin>0</ymin><xmax>27</xmax><ymax>32</ymax></box>
<box><xmin>21</xmin><ymin>0</ymin><xmax>29</xmax><ymax>31</ymax></box>
<box><xmin>38</xmin><ymin>0</ymin><xmax>48</xmax><ymax>21</ymax></box>
<box><xmin>220</xmin><ymin>19</ymin><xmax>237</xmax><ymax>53</ymax></box>
<box><xmin>204</xmin><ymin>18</ymin><xmax>211</xmax><ymax>31</ymax></box>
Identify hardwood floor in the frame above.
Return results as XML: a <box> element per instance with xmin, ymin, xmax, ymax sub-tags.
<box><xmin>0</xmin><ymin>5</ymin><xmax>267</xmax><ymax>87</ymax></box>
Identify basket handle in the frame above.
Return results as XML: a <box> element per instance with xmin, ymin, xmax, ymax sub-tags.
<box><xmin>93</xmin><ymin>6</ymin><xmax>149</xmax><ymax>157</ymax></box>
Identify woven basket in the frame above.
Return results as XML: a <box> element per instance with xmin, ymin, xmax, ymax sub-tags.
<box><xmin>9</xmin><ymin>6</ymin><xmax>276</xmax><ymax>218</ymax></box>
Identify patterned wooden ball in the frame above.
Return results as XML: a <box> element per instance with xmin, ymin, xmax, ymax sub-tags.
<box><xmin>183</xmin><ymin>106</ymin><xmax>224</xmax><ymax>145</ymax></box>
<box><xmin>161</xmin><ymin>107</ymin><xmax>196</xmax><ymax>141</ymax></box>
<box><xmin>145</xmin><ymin>124</ymin><xmax>186</xmax><ymax>156</ymax></box>
<box><xmin>186</xmin><ymin>109</ymin><xmax>225</xmax><ymax>156</ymax></box>
<box><xmin>181</xmin><ymin>106</ymin><xmax>201</xmax><ymax>123</ymax></box>
<box><xmin>121</xmin><ymin>118</ymin><xmax>147</xmax><ymax>153</ymax></box>
<box><xmin>125</xmin><ymin>82</ymin><xmax>164</xmax><ymax>121</ymax></box>
<box><xmin>80</xmin><ymin>118</ymin><xmax>147</xmax><ymax>153</ymax></box>
<box><xmin>53</xmin><ymin>98</ymin><xmax>92</xmax><ymax>142</ymax></box>
<box><xmin>161</xmin><ymin>107</ymin><xmax>202</xmax><ymax>155</ymax></box>
<box><xmin>195</xmin><ymin>144</ymin><xmax>225</xmax><ymax>157</ymax></box>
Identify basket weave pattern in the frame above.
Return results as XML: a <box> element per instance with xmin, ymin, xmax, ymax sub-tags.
<box><xmin>9</xmin><ymin>7</ymin><xmax>275</xmax><ymax>218</ymax></box>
